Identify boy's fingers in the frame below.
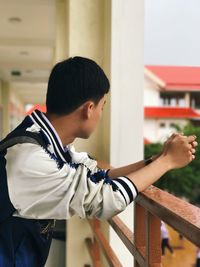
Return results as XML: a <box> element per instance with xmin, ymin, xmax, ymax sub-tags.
<box><xmin>163</xmin><ymin>133</ymin><xmax>176</xmax><ymax>145</ymax></box>
<box><xmin>188</xmin><ymin>144</ymin><xmax>192</xmax><ymax>150</ymax></box>
<box><xmin>191</xmin><ymin>141</ymin><xmax>198</xmax><ymax>148</ymax></box>
<box><xmin>186</xmin><ymin>135</ymin><xmax>197</xmax><ymax>143</ymax></box>
<box><xmin>169</xmin><ymin>132</ymin><xmax>181</xmax><ymax>141</ymax></box>
<box><xmin>178</xmin><ymin>132</ymin><xmax>184</xmax><ymax>135</ymax></box>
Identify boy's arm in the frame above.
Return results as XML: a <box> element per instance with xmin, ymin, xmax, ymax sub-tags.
<box><xmin>103</xmin><ymin>155</ymin><xmax>158</xmax><ymax>178</ymax></box>
<box><xmin>106</xmin><ymin>134</ymin><xmax>197</xmax><ymax>179</ymax></box>
<box><xmin>108</xmin><ymin>134</ymin><xmax>197</xmax><ymax>192</ymax></box>
<box><xmin>98</xmin><ymin>153</ymin><xmax>163</xmax><ymax>177</ymax></box>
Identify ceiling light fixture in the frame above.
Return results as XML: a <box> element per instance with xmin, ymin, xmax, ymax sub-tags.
<box><xmin>8</xmin><ymin>17</ymin><xmax>22</xmax><ymax>23</ymax></box>
<box><xmin>20</xmin><ymin>51</ymin><xmax>29</xmax><ymax>55</ymax></box>
<box><xmin>25</xmin><ymin>70</ymin><xmax>32</xmax><ymax>74</ymax></box>
<box><xmin>11</xmin><ymin>70</ymin><xmax>21</xmax><ymax>76</ymax></box>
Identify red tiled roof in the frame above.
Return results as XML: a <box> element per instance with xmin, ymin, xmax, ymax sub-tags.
<box><xmin>144</xmin><ymin>137</ymin><xmax>151</xmax><ymax>144</ymax></box>
<box><xmin>26</xmin><ymin>104</ymin><xmax>46</xmax><ymax>115</ymax></box>
<box><xmin>145</xmin><ymin>107</ymin><xmax>200</xmax><ymax>119</ymax></box>
<box><xmin>146</xmin><ymin>66</ymin><xmax>200</xmax><ymax>91</ymax></box>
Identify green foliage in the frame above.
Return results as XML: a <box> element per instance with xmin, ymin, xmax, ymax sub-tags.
<box><xmin>144</xmin><ymin>123</ymin><xmax>200</xmax><ymax>205</ymax></box>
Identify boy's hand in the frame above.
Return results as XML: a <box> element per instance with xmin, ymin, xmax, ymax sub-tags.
<box><xmin>160</xmin><ymin>133</ymin><xmax>197</xmax><ymax>169</ymax></box>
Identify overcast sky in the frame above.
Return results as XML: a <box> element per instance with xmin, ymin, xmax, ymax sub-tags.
<box><xmin>144</xmin><ymin>0</ymin><xmax>200</xmax><ymax>66</ymax></box>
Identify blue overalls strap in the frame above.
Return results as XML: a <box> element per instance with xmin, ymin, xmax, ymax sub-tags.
<box><xmin>0</xmin><ymin>129</ymin><xmax>47</xmax><ymax>151</ymax></box>
<box><xmin>0</xmin><ymin>130</ymin><xmax>54</xmax><ymax>267</ymax></box>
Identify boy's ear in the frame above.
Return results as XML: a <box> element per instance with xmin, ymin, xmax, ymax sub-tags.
<box><xmin>82</xmin><ymin>101</ymin><xmax>94</xmax><ymax>119</ymax></box>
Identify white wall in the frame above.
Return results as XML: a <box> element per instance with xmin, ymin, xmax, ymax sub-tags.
<box><xmin>45</xmin><ymin>240</ymin><xmax>65</xmax><ymax>267</ymax></box>
<box><xmin>9</xmin><ymin>90</ymin><xmax>25</xmax><ymax>130</ymax></box>
<box><xmin>144</xmin><ymin>119</ymin><xmax>158</xmax><ymax>143</ymax></box>
<box><xmin>157</xmin><ymin>119</ymin><xmax>188</xmax><ymax>142</ymax></box>
<box><xmin>144</xmin><ymin>118</ymin><xmax>188</xmax><ymax>143</ymax></box>
<box><xmin>144</xmin><ymin>77</ymin><xmax>160</xmax><ymax>106</ymax></box>
<box><xmin>65</xmin><ymin>1</ymin><xmax>111</xmax><ymax>267</ymax></box>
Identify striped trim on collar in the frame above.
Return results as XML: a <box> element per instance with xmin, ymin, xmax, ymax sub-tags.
<box><xmin>29</xmin><ymin>109</ymin><xmax>67</xmax><ymax>163</ymax></box>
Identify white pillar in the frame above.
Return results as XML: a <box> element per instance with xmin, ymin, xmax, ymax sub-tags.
<box><xmin>110</xmin><ymin>1</ymin><xmax>145</xmax><ymax>266</ymax></box>
<box><xmin>185</xmin><ymin>92</ymin><xmax>190</xmax><ymax>108</ymax></box>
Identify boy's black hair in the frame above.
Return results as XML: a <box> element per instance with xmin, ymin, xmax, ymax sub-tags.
<box><xmin>46</xmin><ymin>56</ymin><xmax>110</xmax><ymax>115</ymax></box>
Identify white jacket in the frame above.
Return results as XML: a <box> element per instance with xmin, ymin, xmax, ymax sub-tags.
<box><xmin>5</xmin><ymin>110</ymin><xmax>138</xmax><ymax>220</ymax></box>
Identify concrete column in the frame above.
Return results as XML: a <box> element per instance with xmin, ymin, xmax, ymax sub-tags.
<box><xmin>0</xmin><ymin>81</ymin><xmax>2</xmax><ymax>105</ymax></box>
<box><xmin>110</xmin><ymin>1</ymin><xmax>145</xmax><ymax>266</ymax></box>
<box><xmin>45</xmin><ymin>2</ymin><xmax>69</xmax><ymax>267</ymax></box>
<box><xmin>68</xmin><ymin>0</ymin><xmax>109</xmax><ymax>159</ymax></box>
<box><xmin>185</xmin><ymin>92</ymin><xmax>190</xmax><ymax>108</ymax></box>
<box><xmin>1</xmin><ymin>81</ymin><xmax>10</xmax><ymax>137</ymax></box>
<box><xmin>54</xmin><ymin>0</ymin><xmax>69</xmax><ymax>63</ymax></box>
<box><xmin>0</xmin><ymin>81</ymin><xmax>3</xmax><ymax>139</ymax></box>
<box><xmin>66</xmin><ymin>1</ymin><xmax>111</xmax><ymax>267</ymax></box>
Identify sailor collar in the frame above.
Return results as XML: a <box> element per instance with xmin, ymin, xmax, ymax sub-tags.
<box><xmin>29</xmin><ymin>109</ymin><xmax>68</xmax><ymax>163</ymax></box>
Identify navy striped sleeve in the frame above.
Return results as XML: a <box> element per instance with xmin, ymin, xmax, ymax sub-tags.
<box><xmin>112</xmin><ymin>177</ymin><xmax>138</xmax><ymax>205</ymax></box>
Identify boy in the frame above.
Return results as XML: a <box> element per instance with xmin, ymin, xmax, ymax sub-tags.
<box><xmin>0</xmin><ymin>57</ymin><xmax>197</xmax><ymax>266</ymax></box>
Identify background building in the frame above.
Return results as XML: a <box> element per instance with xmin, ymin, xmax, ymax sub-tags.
<box><xmin>144</xmin><ymin>66</ymin><xmax>200</xmax><ymax>143</ymax></box>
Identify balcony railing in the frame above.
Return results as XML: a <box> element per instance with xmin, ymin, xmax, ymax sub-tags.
<box><xmin>84</xmin><ymin>186</ymin><xmax>200</xmax><ymax>267</ymax></box>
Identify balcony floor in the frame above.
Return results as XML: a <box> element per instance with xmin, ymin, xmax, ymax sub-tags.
<box><xmin>162</xmin><ymin>225</ymin><xmax>197</xmax><ymax>267</ymax></box>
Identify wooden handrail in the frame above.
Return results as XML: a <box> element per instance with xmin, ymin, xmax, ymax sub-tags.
<box><xmin>137</xmin><ymin>186</ymin><xmax>200</xmax><ymax>247</ymax></box>
<box><xmin>108</xmin><ymin>216</ymin><xmax>145</xmax><ymax>266</ymax></box>
<box><xmin>85</xmin><ymin>238</ymin><xmax>101</xmax><ymax>267</ymax></box>
<box><xmin>87</xmin><ymin>220</ymin><xmax>123</xmax><ymax>267</ymax></box>
<box><xmin>85</xmin><ymin>184</ymin><xmax>200</xmax><ymax>266</ymax></box>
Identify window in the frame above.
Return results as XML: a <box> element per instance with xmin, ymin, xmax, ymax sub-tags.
<box><xmin>160</xmin><ymin>122</ymin><xmax>165</xmax><ymax>128</ymax></box>
<box><xmin>170</xmin><ymin>123</ymin><xmax>177</xmax><ymax>128</ymax></box>
<box><xmin>160</xmin><ymin>93</ymin><xmax>185</xmax><ymax>107</ymax></box>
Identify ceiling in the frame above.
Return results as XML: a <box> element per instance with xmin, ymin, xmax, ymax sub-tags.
<box><xmin>0</xmin><ymin>0</ymin><xmax>56</xmax><ymax>105</ymax></box>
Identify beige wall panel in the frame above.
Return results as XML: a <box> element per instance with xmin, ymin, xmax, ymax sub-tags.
<box><xmin>2</xmin><ymin>81</ymin><xmax>10</xmax><ymax>137</ymax></box>
<box><xmin>69</xmin><ymin>0</ymin><xmax>110</xmax><ymax>161</ymax></box>
<box><xmin>54</xmin><ymin>0</ymin><xmax>69</xmax><ymax>63</ymax></box>
<box><xmin>66</xmin><ymin>1</ymin><xmax>111</xmax><ymax>267</ymax></box>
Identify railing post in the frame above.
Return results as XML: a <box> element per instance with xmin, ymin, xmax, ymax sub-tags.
<box><xmin>86</xmin><ymin>186</ymin><xmax>200</xmax><ymax>267</ymax></box>
<box><xmin>134</xmin><ymin>203</ymin><xmax>146</xmax><ymax>267</ymax></box>
<box><xmin>93</xmin><ymin>219</ymin><xmax>101</xmax><ymax>267</ymax></box>
<box><xmin>145</xmin><ymin>211</ymin><xmax>161</xmax><ymax>266</ymax></box>
<box><xmin>88</xmin><ymin>219</ymin><xmax>123</xmax><ymax>267</ymax></box>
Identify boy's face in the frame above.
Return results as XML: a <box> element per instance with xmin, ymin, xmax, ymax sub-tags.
<box><xmin>80</xmin><ymin>96</ymin><xmax>106</xmax><ymax>139</ymax></box>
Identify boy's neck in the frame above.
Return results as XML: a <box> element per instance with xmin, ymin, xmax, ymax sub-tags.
<box><xmin>46</xmin><ymin>113</ymin><xmax>77</xmax><ymax>146</ymax></box>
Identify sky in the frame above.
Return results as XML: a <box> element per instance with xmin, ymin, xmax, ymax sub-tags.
<box><xmin>144</xmin><ymin>0</ymin><xmax>200</xmax><ymax>66</ymax></box>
